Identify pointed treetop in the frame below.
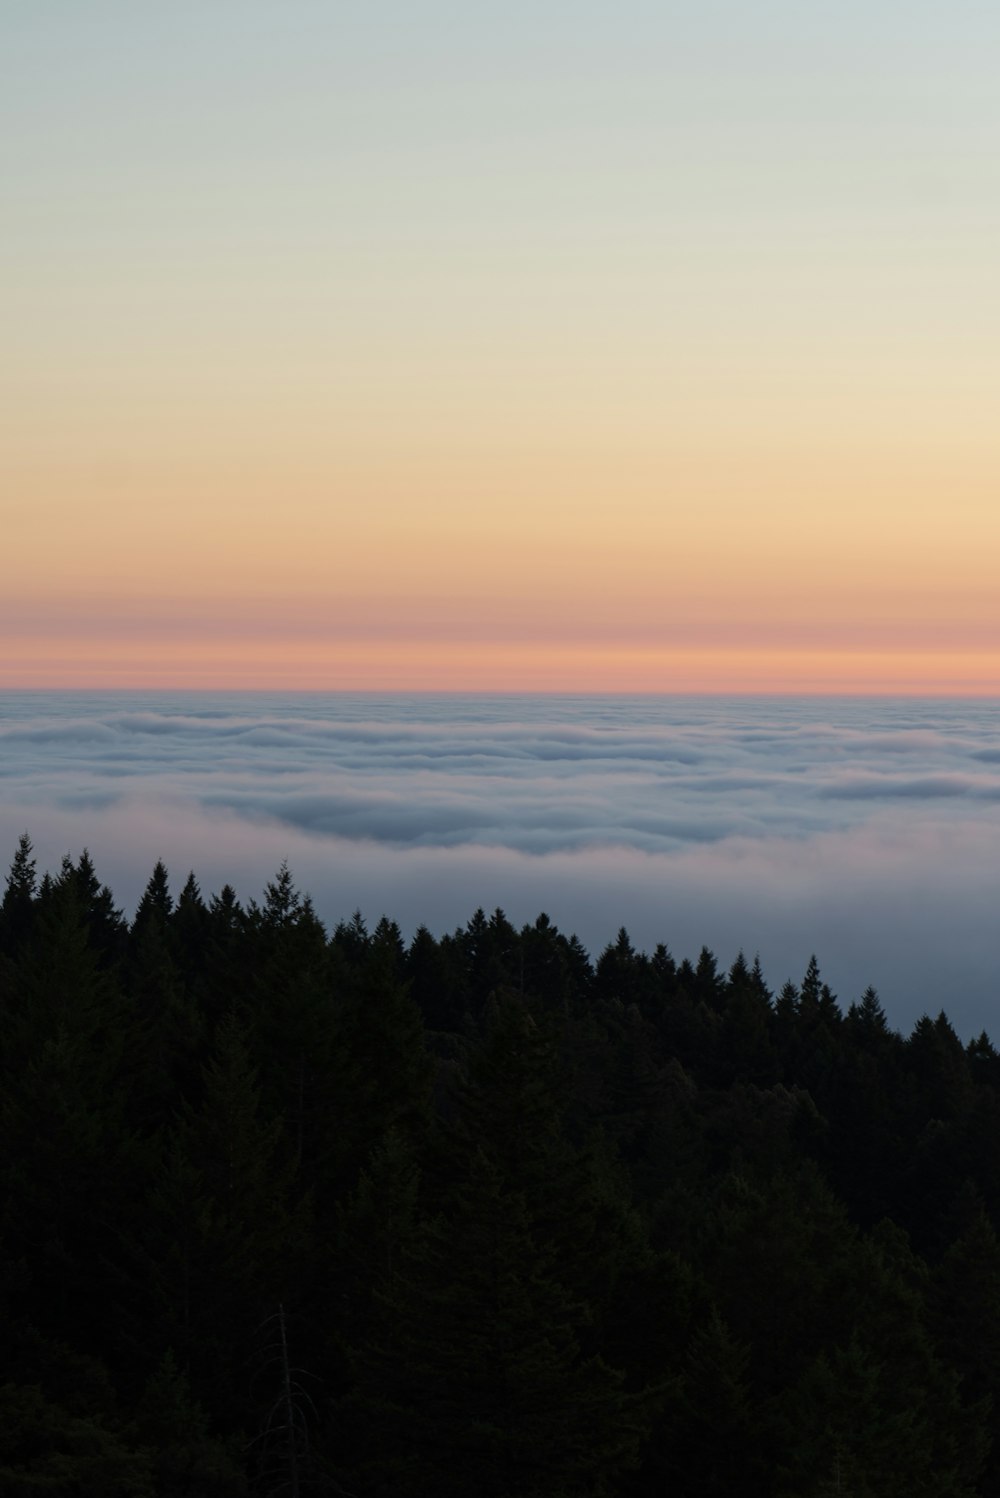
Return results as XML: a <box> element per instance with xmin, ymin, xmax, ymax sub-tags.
<box><xmin>652</xmin><ymin>941</ymin><xmax>676</xmax><ymax>980</ymax></box>
<box><xmin>347</xmin><ymin>908</ymin><xmax>369</xmax><ymax>941</ymax></box>
<box><xmin>334</xmin><ymin>908</ymin><xmax>370</xmax><ymax>960</ymax></box>
<box><xmin>852</xmin><ymin>985</ymin><xmax>888</xmax><ymax>1033</ymax></box>
<box><xmin>178</xmin><ymin>870</ymin><xmax>205</xmax><ymax>909</ymax></box>
<box><xmin>466</xmin><ymin>907</ymin><xmax>489</xmax><ymax>941</ymax></box>
<box><xmin>776</xmin><ymin>978</ymin><xmax>799</xmax><ymax>1010</ymax></box>
<box><xmin>615</xmin><ymin>926</ymin><xmax>634</xmax><ymax>957</ymax></box>
<box><xmin>1</xmin><ymin>833</ymin><xmax>38</xmax><ymax>949</ymax></box>
<box><xmin>211</xmin><ymin>883</ymin><xmax>241</xmax><ymax>916</ymax></box>
<box><xmin>488</xmin><ymin>906</ymin><xmax>516</xmax><ymax>938</ymax></box>
<box><xmin>263</xmin><ymin>859</ymin><xmax>301</xmax><ymax>924</ymax></box>
<box><xmin>373</xmin><ymin>914</ymin><xmax>403</xmax><ymax>942</ymax></box>
<box><xmin>750</xmin><ymin>953</ymin><xmax>771</xmax><ymax>1000</ymax></box>
<box><xmin>75</xmin><ymin>848</ymin><xmax>99</xmax><ymax>893</ymax></box>
<box><xmin>969</xmin><ymin>1029</ymin><xmax>997</xmax><ymax>1056</ymax></box>
<box><xmin>373</xmin><ymin>915</ymin><xmax>406</xmax><ymax>965</ymax></box>
<box><xmin>728</xmin><ymin>950</ymin><xmax>751</xmax><ymax>988</ymax></box>
<box><xmin>135</xmin><ymin>860</ymin><xmax>173</xmax><ymax>925</ymax></box>
<box><xmin>801</xmin><ymin>954</ymin><xmax>822</xmax><ymax>1001</ymax></box>
<box><xmin>697</xmin><ymin>946</ymin><xmax>720</xmax><ymax>978</ymax></box>
<box><xmin>3</xmin><ymin>832</ymin><xmax>36</xmax><ymax>902</ymax></box>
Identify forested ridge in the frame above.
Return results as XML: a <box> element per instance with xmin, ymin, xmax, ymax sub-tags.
<box><xmin>2</xmin><ymin>833</ymin><xmax>1000</xmax><ymax>1496</ymax></box>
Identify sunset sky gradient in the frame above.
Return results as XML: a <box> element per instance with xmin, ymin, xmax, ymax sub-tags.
<box><xmin>5</xmin><ymin>1</ymin><xmax>1000</xmax><ymax>691</ymax></box>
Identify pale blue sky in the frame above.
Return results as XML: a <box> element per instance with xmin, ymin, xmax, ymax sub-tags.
<box><xmin>5</xmin><ymin>2</ymin><xmax>1000</xmax><ymax>691</ymax></box>
<box><xmin>7</xmin><ymin>1</ymin><xmax>998</xmax><ymax>252</ymax></box>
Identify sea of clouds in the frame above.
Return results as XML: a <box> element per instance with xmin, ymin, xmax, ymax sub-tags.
<box><xmin>3</xmin><ymin>691</ymin><xmax>1000</xmax><ymax>1036</ymax></box>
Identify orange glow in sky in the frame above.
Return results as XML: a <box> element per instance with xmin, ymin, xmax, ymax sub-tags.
<box><xmin>5</xmin><ymin>636</ymin><xmax>1000</xmax><ymax>697</ymax></box>
<box><xmin>4</xmin><ymin>5</ymin><xmax>1000</xmax><ymax>693</ymax></box>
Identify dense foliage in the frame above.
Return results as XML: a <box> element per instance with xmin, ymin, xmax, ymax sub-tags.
<box><xmin>2</xmin><ymin>832</ymin><xmax>999</xmax><ymax>1495</ymax></box>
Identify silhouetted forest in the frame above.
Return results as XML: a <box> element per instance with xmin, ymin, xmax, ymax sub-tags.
<box><xmin>3</xmin><ymin>833</ymin><xmax>1000</xmax><ymax>1495</ymax></box>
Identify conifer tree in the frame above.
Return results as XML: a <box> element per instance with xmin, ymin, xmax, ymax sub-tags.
<box><xmin>322</xmin><ymin>942</ymin><xmax>432</xmax><ymax>1200</ymax></box>
<box><xmin>73</xmin><ymin>848</ymin><xmax>129</xmax><ymax>970</ymax></box>
<box><xmin>667</xmin><ymin>1307</ymin><xmax>764</xmax><ymax>1498</ymax></box>
<box><xmin>716</xmin><ymin>952</ymin><xmax>777</xmax><ymax>1086</ymax></box>
<box><xmin>343</xmin><ymin>1149</ymin><xmax>644</xmax><ymax>1498</ymax></box>
<box><xmin>930</xmin><ymin>1207</ymin><xmax>1000</xmax><ymax>1491</ymax></box>
<box><xmin>435</xmin><ymin>994</ymin><xmax>671</xmax><ymax>1399</ymax></box>
<box><xmin>137</xmin><ymin>1012</ymin><xmax>310</xmax><ymax>1432</ymax></box>
<box><xmin>0</xmin><ymin>1381</ymin><xmax>154</xmax><ymax>1497</ymax></box>
<box><xmin>239</xmin><ymin>863</ymin><xmax>332</xmax><ymax>1173</ymax></box>
<box><xmin>0</xmin><ymin>833</ymin><xmax>37</xmax><ymax>956</ymax></box>
<box><xmin>0</xmin><ymin>868</ymin><xmax>136</xmax><ymax>1357</ymax></box>
<box><xmin>132</xmin><ymin>1349</ymin><xmax>246</xmax><ymax>1497</ymax></box>
<box><xmin>406</xmin><ymin>923</ymin><xmax>463</xmax><ymax>1033</ymax></box>
<box><xmin>125</xmin><ymin>861</ymin><xmax>204</xmax><ymax>1131</ymax></box>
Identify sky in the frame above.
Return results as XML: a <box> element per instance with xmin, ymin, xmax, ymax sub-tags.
<box><xmin>4</xmin><ymin>691</ymin><xmax>1000</xmax><ymax>1036</ymax></box>
<box><xmin>4</xmin><ymin>2</ymin><xmax>1000</xmax><ymax>691</ymax></box>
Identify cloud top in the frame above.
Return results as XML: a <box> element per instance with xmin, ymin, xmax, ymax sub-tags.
<box><xmin>3</xmin><ymin>691</ymin><xmax>1000</xmax><ymax>1035</ymax></box>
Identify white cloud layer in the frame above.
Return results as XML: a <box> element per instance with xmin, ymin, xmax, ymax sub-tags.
<box><xmin>3</xmin><ymin>691</ymin><xmax>1000</xmax><ymax>1036</ymax></box>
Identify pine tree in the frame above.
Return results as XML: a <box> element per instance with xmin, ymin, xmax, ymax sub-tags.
<box><xmin>132</xmin><ymin>1349</ymin><xmax>246</xmax><ymax>1497</ymax></box>
<box><xmin>0</xmin><ymin>868</ymin><xmax>136</xmax><ymax>1359</ymax></box>
<box><xmin>170</xmin><ymin>871</ymin><xmax>211</xmax><ymax>993</ymax></box>
<box><xmin>124</xmin><ymin>862</ymin><xmax>204</xmax><ymax>1131</ymax></box>
<box><xmin>930</xmin><ymin>1207</ymin><xmax>1000</xmax><ymax>1490</ymax></box>
<box><xmin>0</xmin><ymin>1380</ymin><xmax>154</xmax><ymax>1497</ymax></box>
<box><xmin>137</xmin><ymin>1012</ymin><xmax>310</xmax><ymax>1432</ymax></box>
<box><xmin>320</xmin><ymin>1127</ymin><xmax>424</xmax><ymax>1426</ymax></box>
<box><xmin>239</xmin><ymin>864</ymin><xmax>332</xmax><ymax>1175</ymax></box>
<box><xmin>406</xmin><ymin>923</ymin><xmax>463</xmax><ymax>1034</ymax></box>
<box><xmin>73</xmin><ymin>848</ymin><xmax>129</xmax><ymax>971</ymax></box>
<box><xmin>433</xmin><ymin>994</ymin><xmax>670</xmax><ymax>1404</ymax></box>
<box><xmin>0</xmin><ymin>833</ymin><xmax>37</xmax><ymax>956</ymax></box>
<box><xmin>319</xmin><ymin>939</ymin><xmax>432</xmax><ymax>1203</ymax></box>
<box><xmin>667</xmin><ymin>1307</ymin><xmax>764</xmax><ymax>1497</ymax></box>
<box><xmin>343</xmin><ymin>1149</ymin><xmax>644</xmax><ymax>1498</ymax></box>
<box><xmin>716</xmin><ymin>952</ymin><xmax>777</xmax><ymax>1087</ymax></box>
<box><xmin>773</xmin><ymin>1334</ymin><xmax>921</xmax><ymax>1498</ymax></box>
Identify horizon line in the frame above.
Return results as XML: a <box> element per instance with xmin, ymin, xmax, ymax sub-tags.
<box><xmin>5</xmin><ymin>685</ymin><xmax>1000</xmax><ymax>701</ymax></box>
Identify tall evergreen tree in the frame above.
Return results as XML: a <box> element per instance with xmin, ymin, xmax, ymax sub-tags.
<box><xmin>343</xmin><ymin>1148</ymin><xmax>644</xmax><ymax>1498</ymax></box>
<box><xmin>0</xmin><ymin>833</ymin><xmax>37</xmax><ymax>956</ymax></box>
<box><xmin>0</xmin><ymin>869</ymin><xmax>136</xmax><ymax>1359</ymax></box>
<box><xmin>135</xmin><ymin>1012</ymin><xmax>309</xmax><ymax>1433</ymax></box>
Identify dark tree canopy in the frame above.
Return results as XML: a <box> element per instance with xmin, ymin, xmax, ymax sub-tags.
<box><xmin>0</xmin><ymin>838</ymin><xmax>997</xmax><ymax>1496</ymax></box>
